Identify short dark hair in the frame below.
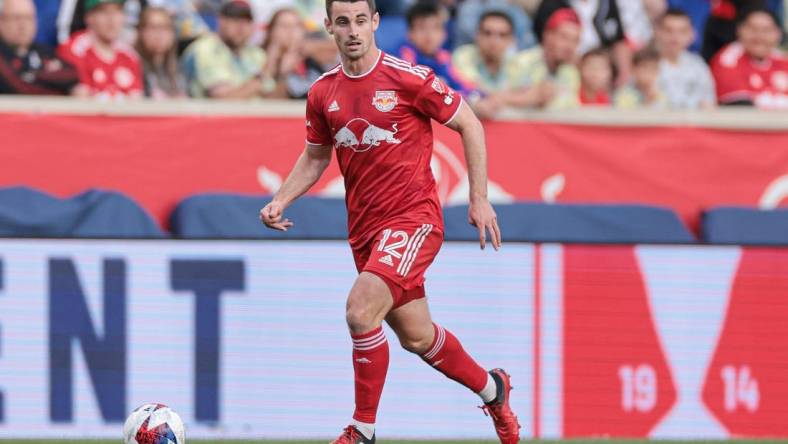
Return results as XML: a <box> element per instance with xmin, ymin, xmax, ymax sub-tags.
<box><xmin>580</xmin><ymin>47</ymin><xmax>611</xmax><ymax>64</ymax></box>
<box><xmin>659</xmin><ymin>7</ymin><xmax>691</xmax><ymax>24</ymax></box>
<box><xmin>406</xmin><ymin>0</ymin><xmax>444</xmax><ymax>29</ymax></box>
<box><xmin>325</xmin><ymin>0</ymin><xmax>377</xmax><ymax>20</ymax></box>
<box><xmin>737</xmin><ymin>5</ymin><xmax>781</xmax><ymax>28</ymax></box>
<box><xmin>478</xmin><ymin>10</ymin><xmax>514</xmax><ymax>33</ymax></box>
<box><xmin>633</xmin><ymin>46</ymin><xmax>660</xmax><ymax>66</ymax></box>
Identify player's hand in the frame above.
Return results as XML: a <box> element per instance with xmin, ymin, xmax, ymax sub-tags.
<box><xmin>259</xmin><ymin>201</ymin><xmax>294</xmax><ymax>231</ymax></box>
<box><xmin>468</xmin><ymin>197</ymin><xmax>501</xmax><ymax>251</ymax></box>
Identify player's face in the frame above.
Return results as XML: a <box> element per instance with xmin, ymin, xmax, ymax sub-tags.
<box><xmin>86</xmin><ymin>3</ymin><xmax>125</xmax><ymax>44</ymax></box>
<box><xmin>218</xmin><ymin>16</ymin><xmax>254</xmax><ymax>51</ymax></box>
<box><xmin>325</xmin><ymin>1</ymin><xmax>379</xmax><ymax>61</ymax></box>
<box><xmin>738</xmin><ymin>12</ymin><xmax>781</xmax><ymax>60</ymax></box>
<box><xmin>656</xmin><ymin>16</ymin><xmax>694</xmax><ymax>58</ymax></box>
<box><xmin>476</xmin><ymin>16</ymin><xmax>514</xmax><ymax>61</ymax></box>
<box><xmin>0</xmin><ymin>0</ymin><xmax>37</xmax><ymax>50</ymax></box>
<box><xmin>408</xmin><ymin>14</ymin><xmax>446</xmax><ymax>56</ymax></box>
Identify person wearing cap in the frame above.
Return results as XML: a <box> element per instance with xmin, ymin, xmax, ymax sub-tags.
<box><xmin>180</xmin><ymin>0</ymin><xmax>269</xmax><ymax>99</ymax></box>
<box><xmin>0</xmin><ymin>0</ymin><xmax>79</xmax><ymax>94</ymax></box>
<box><xmin>57</xmin><ymin>0</ymin><xmax>144</xmax><ymax>98</ymax></box>
<box><xmin>503</xmin><ymin>7</ymin><xmax>582</xmax><ymax>109</ymax></box>
<box><xmin>534</xmin><ymin>0</ymin><xmax>632</xmax><ymax>87</ymax></box>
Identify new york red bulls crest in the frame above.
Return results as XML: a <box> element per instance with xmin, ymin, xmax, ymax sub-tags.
<box><xmin>372</xmin><ymin>90</ymin><xmax>398</xmax><ymax>112</ymax></box>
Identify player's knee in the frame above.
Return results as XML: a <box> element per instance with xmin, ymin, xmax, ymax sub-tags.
<box><xmin>345</xmin><ymin>273</ymin><xmax>391</xmax><ymax>334</ymax></box>
<box><xmin>345</xmin><ymin>305</ymin><xmax>373</xmax><ymax>334</ymax></box>
<box><xmin>399</xmin><ymin>335</ymin><xmax>433</xmax><ymax>355</ymax></box>
<box><xmin>345</xmin><ymin>297</ymin><xmax>379</xmax><ymax>334</ymax></box>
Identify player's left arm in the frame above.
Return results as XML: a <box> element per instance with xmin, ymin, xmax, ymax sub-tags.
<box><xmin>445</xmin><ymin>101</ymin><xmax>502</xmax><ymax>251</ymax></box>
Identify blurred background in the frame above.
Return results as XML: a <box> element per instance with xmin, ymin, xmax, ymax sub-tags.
<box><xmin>0</xmin><ymin>0</ymin><xmax>787</xmax><ymax>441</ymax></box>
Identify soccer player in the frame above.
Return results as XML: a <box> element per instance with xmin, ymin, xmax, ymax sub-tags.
<box><xmin>259</xmin><ymin>1</ymin><xmax>520</xmax><ymax>443</ymax></box>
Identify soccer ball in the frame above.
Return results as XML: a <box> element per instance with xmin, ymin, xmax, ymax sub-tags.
<box><xmin>123</xmin><ymin>403</ymin><xmax>185</xmax><ymax>444</ymax></box>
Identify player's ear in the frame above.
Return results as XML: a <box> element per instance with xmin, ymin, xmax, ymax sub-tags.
<box><xmin>372</xmin><ymin>11</ymin><xmax>380</xmax><ymax>31</ymax></box>
<box><xmin>325</xmin><ymin>17</ymin><xmax>333</xmax><ymax>34</ymax></box>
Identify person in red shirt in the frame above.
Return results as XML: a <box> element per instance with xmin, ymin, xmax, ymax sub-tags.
<box><xmin>711</xmin><ymin>6</ymin><xmax>788</xmax><ymax>109</ymax></box>
<box><xmin>259</xmin><ymin>1</ymin><xmax>519</xmax><ymax>443</ymax></box>
<box><xmin>578</xmin><ymin>47</ymin><xmax>613</xmax><ymax>106</ymax></box>
<box><xmin>58</xmin><ymin>0</ymin><xmax>143</xmax><ymax>99</ymax></box>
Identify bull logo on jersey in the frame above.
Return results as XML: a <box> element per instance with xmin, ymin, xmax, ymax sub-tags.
<box><xmin>334</xmin><ymin>118</ymin><xmax>401</xmax><ymax>152</ymax></box>
<box><xmin>372</xmin><ymin>90</ymin><xmax>398</xmax><ymax>112</ymax></box>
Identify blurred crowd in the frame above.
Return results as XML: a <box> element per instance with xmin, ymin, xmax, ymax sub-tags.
<box><xmin>0</xmin><ymin>0</ymin><xmax>785</xmax><ymax>113</ymax></box>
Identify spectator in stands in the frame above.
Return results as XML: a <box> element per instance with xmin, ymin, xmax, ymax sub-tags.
<box><xmin>135</xmin><ymin>6</ymin><xmax>186</xmax><ymax>98</ymax></box>
<box><xmin>702</xmin><ymin>0</ymin><xmax>771</xmax><ymax>62</ymax></box>
<box><xmin>0</xmin><ymin>0</ymin><xmax>78</xmax><ymax>94</ymax></box>
<box><xmin>398</xmin><ymin>0</ymin><xmax>475</xmax><ymax>96</ymax></box>
<box><xmin>711</xmin><ymin>6</ymin><xmax>788</xmax><ymax>109</ymax></box>
<box><xmin>618</xmin><ymin>0</ymin><xmax>659</xmax><ymax>50</ymax></box>
<box><xmin>454</xmin><ymin>0</ymin><xmax>536</xmax><ymax>50</ymax></box>
<box><xmin>260</xmin><ymin>7</ymin><xmax>333</xmax><ymax>99</ymax></box>
<box><xmin>655</xmin><ymin>8</ymin><xmax>716</xmax><ymax>109</ymax></box>
<box><xmin>181</xmin><ymin>0</ymin><xmax>269</xmax><ymax>99</ymax></box>
<box><xmin>58</xmin><ymin>0</ymin><xmax>144</xmax><ymax>98</ymax></box>
<box><xmin>614</xmin><ymin>46</ymin><xmax>667</xmax><ymax>108</ymax></box>
<box><xmin>578</xmin><ymin>47</ymin><xmax>612</xmax><ymax>105</ymax></box>
<box><xmin>534</xmin><ymin>0</ymin><xmax>632</xmax><ymax>87</ymax></box>
<box><xmin>453</xmin><ymin>9</ymin><xmax>525</xmax><ymax>118</ymax></box>
<box><xmin>453</xmin><ymin>9</ymin><xmax>516</xmax><ymax>93</ymax></box>
<box><xmin>504</xmin><ymin>6</ymin><xmax>581</xmax><ymax>109</ymax></box>
<box><xmin>253</xmin><ymin>0</ymin><xmax>326</xmax><ymax>34</ymax></box>
<box><xmin>53</xmin><ymin>0</ymin><xmax>211</xmax><ymax>49</ymax></box>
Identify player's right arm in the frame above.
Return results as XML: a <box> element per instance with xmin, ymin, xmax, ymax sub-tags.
<box><xmin>259</xmin><ymin>143</ymin><xmax>332</xmax><ymax>231</ymax></box>
<box><xmin>260</xmin><ymin>85</ymin><xmax>334</xmax><ymax>231</ymax></box>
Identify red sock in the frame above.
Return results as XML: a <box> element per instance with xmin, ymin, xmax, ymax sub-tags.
<box><xmin>351</xmin><ymin>326</ymin><xmax>389</xmax><ymax>423</ymax></box>
<box><xmin>421</xmin><ymin>323</ymin><xmax>488</xmax><ymax>393</ymax></box>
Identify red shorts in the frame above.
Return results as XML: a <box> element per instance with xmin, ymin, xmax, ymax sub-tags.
<box><xmin>352</xmin><ymin>223</ymin><xmax>443</xmax><ymax>309</ymax></box>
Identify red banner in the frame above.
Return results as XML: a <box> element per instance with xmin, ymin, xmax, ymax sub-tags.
<box><xmin>1</xmin><ymin>112</ymin><xmax>786</xmax><ymax>231</ymax></box>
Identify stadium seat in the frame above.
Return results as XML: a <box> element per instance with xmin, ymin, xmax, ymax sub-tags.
<box><xmin>0</xmin><ymin>186</ymin><xmax>164</xmax><ymax>238</ymax></box>
<box><xmin>702</xmin><ymin>206</ymin><xmax>788</xmax><ymax>245</ymax></box>
<box><xmin>170</xmin><ymin>193</ymin><xmax>348</xmax><ymax>239</ymax></box>
<box><xmin>443</xmin><ymin>202</ymin><xmax>696</xmax><ymax>244</ymax></box>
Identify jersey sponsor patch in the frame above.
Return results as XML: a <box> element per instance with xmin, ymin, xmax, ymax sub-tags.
<box><xmin>431</xmin><ymin>77</ymin><xmax>445</xmax><ymax>94</ymax></box>
<box><xmin>372</xmin><ymin>90</ymin><xmax>398</xmax><ymax>112</ymax></box>
<box><xmin>333</xmin><ymin>118</ymin><xmax>401</xmax><ymax>152</ymax></box>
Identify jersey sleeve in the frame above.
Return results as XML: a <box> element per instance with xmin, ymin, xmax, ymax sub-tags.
<box><xmin>413</xmin><ymin>71</ymin><xmax>463</xmax><ymax>125</ymax></box>
<box><xmin>305</xmin><ymin>87</ymin><xmax>332</xmax><ymax>146</ymax></box>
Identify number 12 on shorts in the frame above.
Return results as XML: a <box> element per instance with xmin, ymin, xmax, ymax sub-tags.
<box><xmin>377</xmin><ymin>225</ymin><xmax>433</xmax><ymax>277</ymax></box>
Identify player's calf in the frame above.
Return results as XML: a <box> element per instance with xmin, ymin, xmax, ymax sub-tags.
<box><xmin>419</xmin><ymin>323</ymin><xmax>489</xmax><ymax>393</ymax></box>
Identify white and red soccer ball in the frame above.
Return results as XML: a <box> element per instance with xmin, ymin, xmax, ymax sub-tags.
<box><xmin>123</xmin><ymin>403</ymin><xmax>185</xmax><ymax>444</ymax></box>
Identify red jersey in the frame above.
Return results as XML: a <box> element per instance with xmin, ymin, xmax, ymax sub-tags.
<box><xmin>305</xmin><ymin>51</ymin><xmax>462</xmax><ymax>250</ymax></box>
<box><xmin>711</xmin><ymin>43</ymin><xmax>788</xmax><ymax>109</ymax></box>
<box><xmin>58</xmin><ymin>31</ymin><xmax>143</xmax><ymax>99</ymax></box>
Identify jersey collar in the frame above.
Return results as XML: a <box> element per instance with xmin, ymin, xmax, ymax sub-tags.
<box><xmin>341</xmin><ymin>49</ymin><xmax>382</xmax><ymax>80</ymax></box>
